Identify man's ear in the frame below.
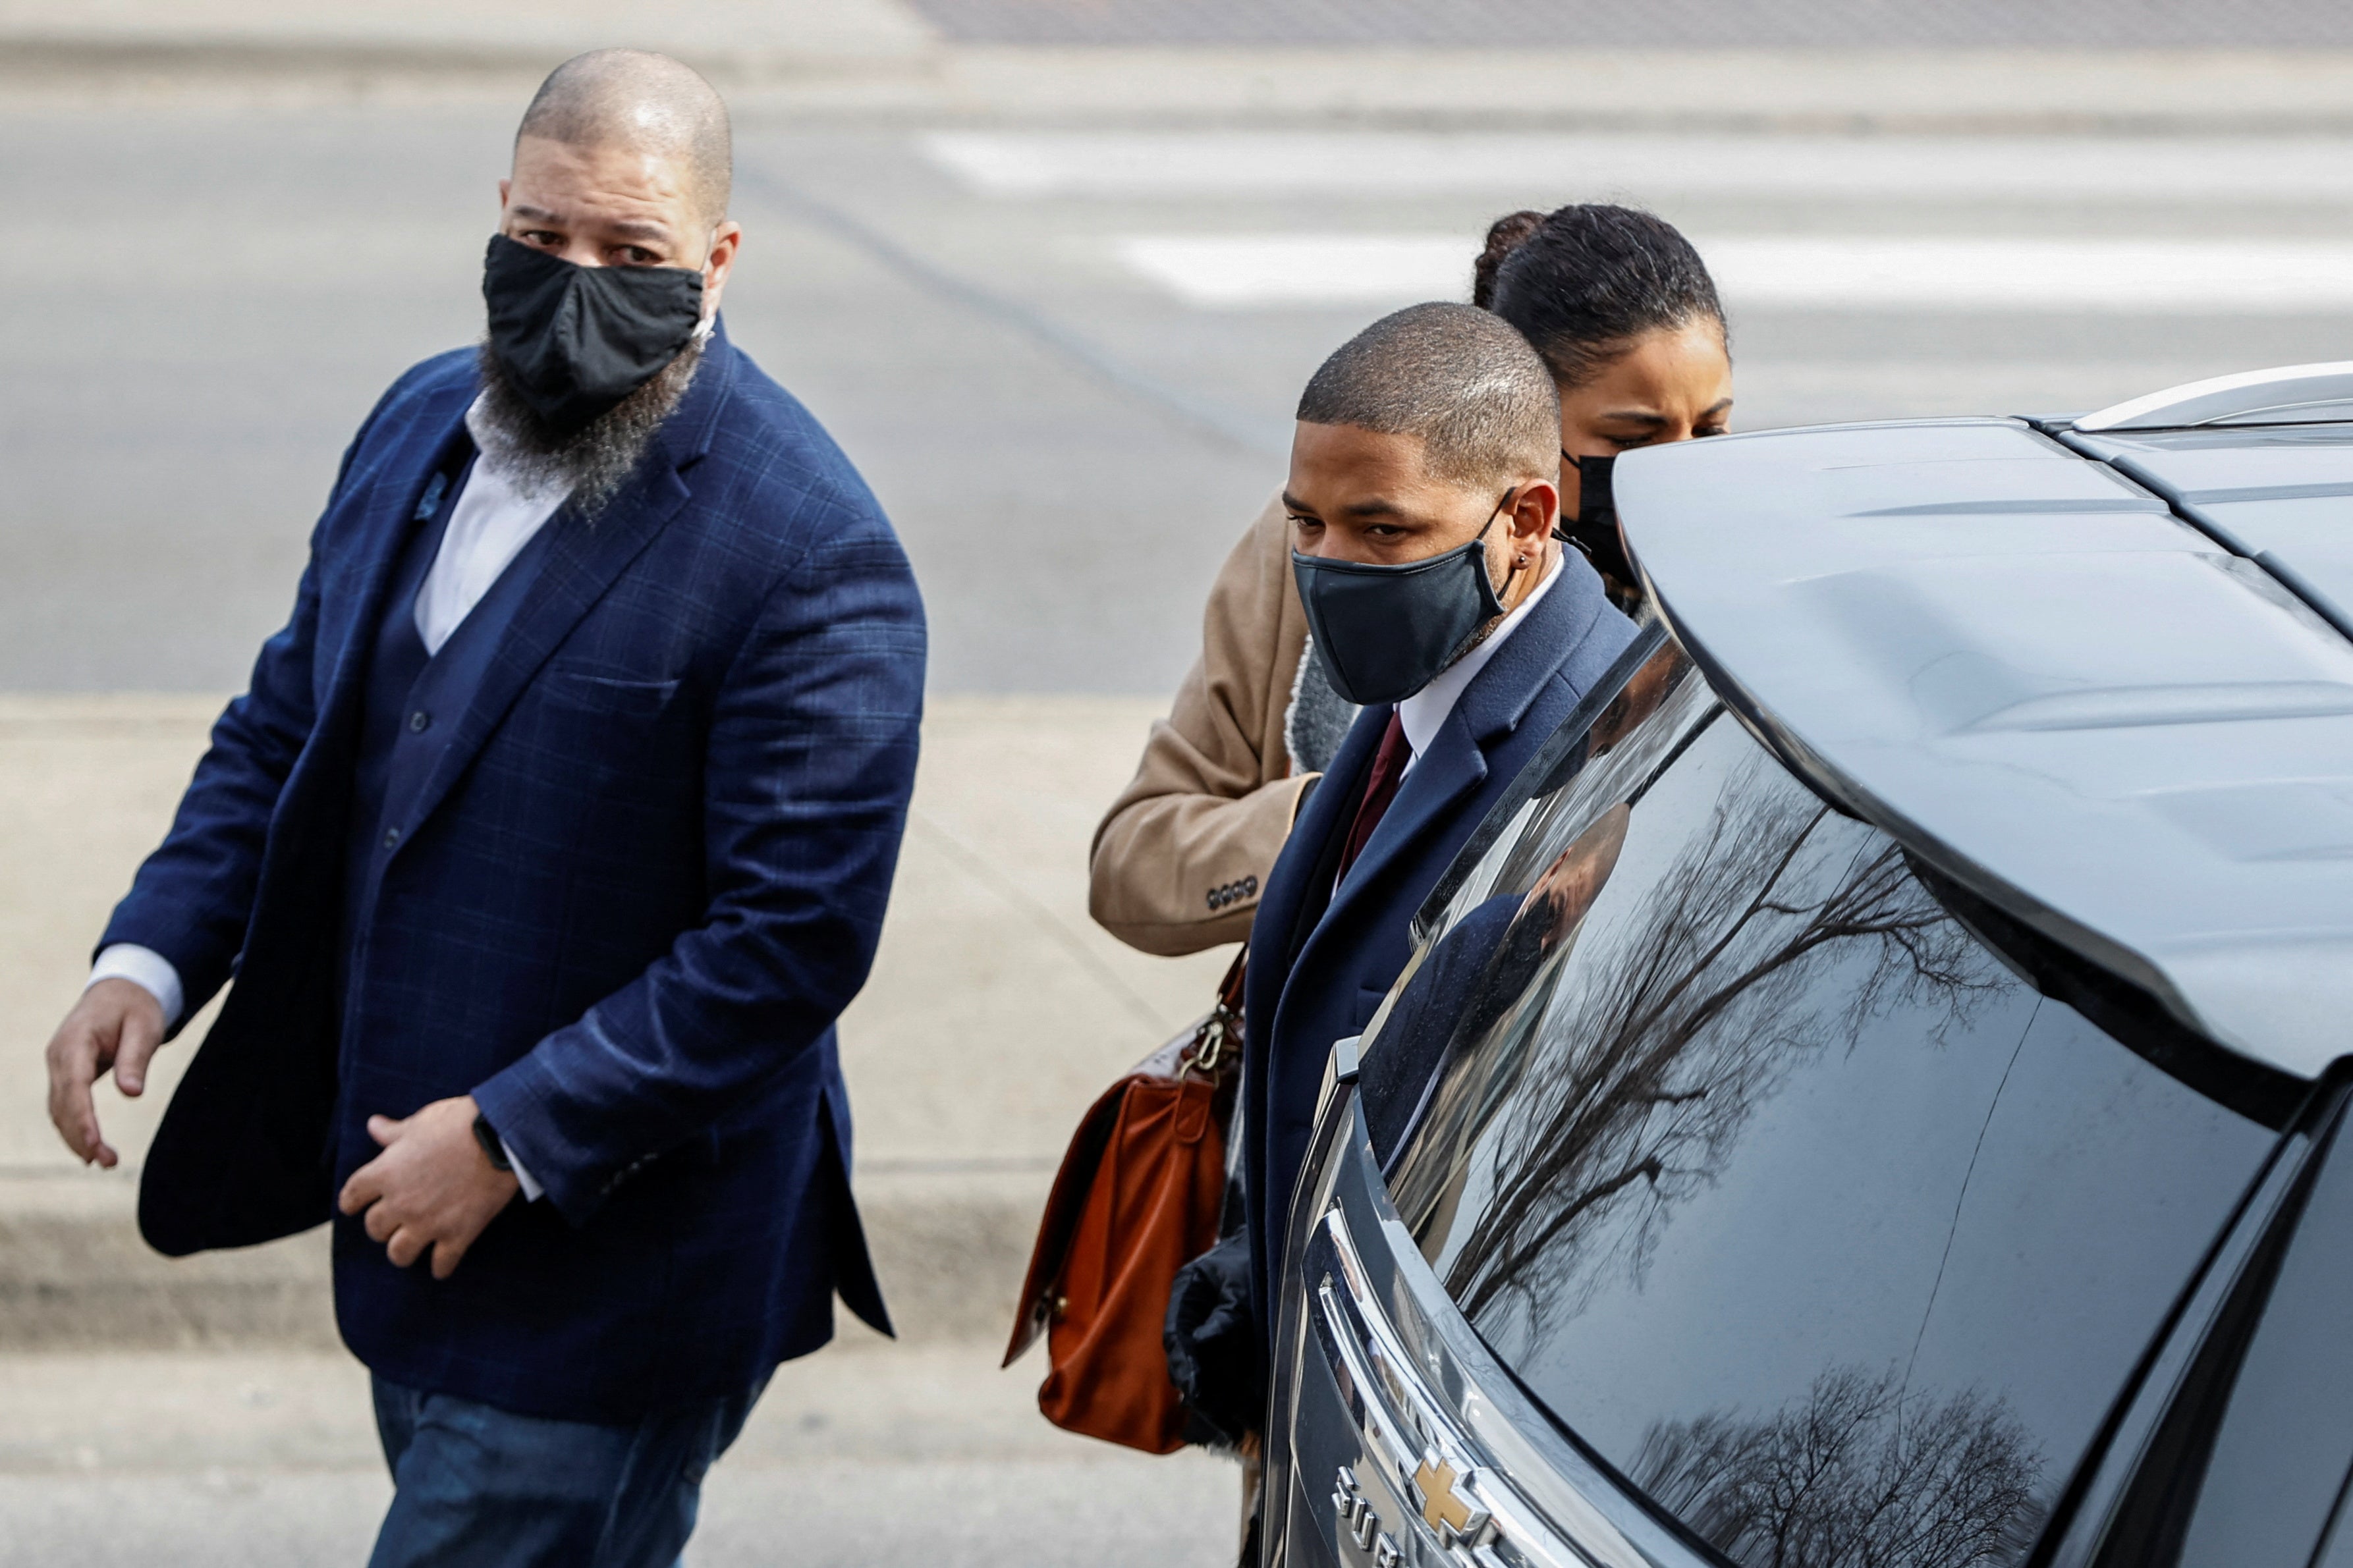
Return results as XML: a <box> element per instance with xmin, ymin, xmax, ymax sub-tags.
<box><xmin>497</xmin><ymin>176</ymin><xmax>511</xmax><ymax>216</ymax></box>
<box><xmin>1506</xmin><ymin>479</ymin><xmax>1560</xmax><ymax>545</ymax></box>
<box><xmin>702</xmin><ymin>221</ymin><xmax>743</xmax><ymax>310</ymax></box>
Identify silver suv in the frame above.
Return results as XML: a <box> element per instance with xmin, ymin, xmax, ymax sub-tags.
<box><xmin>1264</xmin><ymin>364</ymin><xmax>2353</xmax><ymax>1568</ymax></box>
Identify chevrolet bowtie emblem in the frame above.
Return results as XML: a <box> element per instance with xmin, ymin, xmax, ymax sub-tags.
<box><xmin>1411</xmin><ymin>1450</ymin><xmax>1493</xmax><ymax>1548</ymax></box>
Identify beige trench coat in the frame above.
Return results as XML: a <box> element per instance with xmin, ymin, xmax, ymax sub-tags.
<box><xmin>1089</xmin><ymin>496</ymin><xmax>1316</xmax><ymax>956</ymax></box>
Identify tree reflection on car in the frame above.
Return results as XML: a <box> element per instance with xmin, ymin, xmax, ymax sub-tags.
<box><xmin>1400</xmin><ymin>759</ymin><xmax>2003</xmax><ymax>1331</ymax></box>
<box><xmin>1632</xmin><ymin>1365</ymin><xmax>2046</xmax><ymax>1568</ymax></box>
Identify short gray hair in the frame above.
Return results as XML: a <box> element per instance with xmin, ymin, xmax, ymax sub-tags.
<box><xmin>517</xmin><ymin>49</ymin><xmax>733</xmax><ymax>229</ymax></box>
<box><xmin>1296</xmin><ymin>303</ymin><xmax>1561</xmax><ymax>490</ymax></box>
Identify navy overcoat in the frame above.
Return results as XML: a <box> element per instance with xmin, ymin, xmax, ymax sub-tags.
<box><xmin>1240</xmin><ymin>558</ymin><xmax>1636</xmax><ymax>1345</ymax></box>
<box><xmin>102</xmin><ymin>328</ymin><xmax>926</xmax><ymax>1421</ymax></box>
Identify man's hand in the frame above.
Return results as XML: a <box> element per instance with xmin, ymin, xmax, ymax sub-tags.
<box><xmin>45</xmin><ymin>979</ymin><xmax>167</xmax><ymax>1168</ymax></box>
<box><xmin>337</xmin><ymin>1095</ymin><xmax>520</xmax><ymax>1280</ymax></box>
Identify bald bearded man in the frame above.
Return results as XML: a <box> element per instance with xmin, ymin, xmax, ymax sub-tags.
<box><xmin>40</xmin><ymin>51</ymin><xmax>924</xmax><ymax>1565</ymax></box>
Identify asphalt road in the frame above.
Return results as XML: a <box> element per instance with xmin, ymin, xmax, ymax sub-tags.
<box><xmin>5</xmin><ymin>99</ymin><xmax>2351</xmax><ymax>694</ymax></box>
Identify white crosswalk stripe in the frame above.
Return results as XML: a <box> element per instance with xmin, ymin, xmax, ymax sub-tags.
<box><xmin>1113</xmin><ymin>233</ymin><xmax>2353</xmax><ymax>313</ymax></box>
<box><xmin>926</xmin><ymin>131</ymin><xmax>2353</xmax><ymax>202</ymax></box>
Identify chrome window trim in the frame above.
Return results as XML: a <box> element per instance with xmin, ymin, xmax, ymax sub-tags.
<box><xmin>1317</xmin><ymin>1213</ymin><xmax>1584</xmax><ymax>1565</ymax></box>
<box><xmin>1277</xmin><ymin>1088</ymin><xmax>1710</xmax><ymax>1568</ymax></box>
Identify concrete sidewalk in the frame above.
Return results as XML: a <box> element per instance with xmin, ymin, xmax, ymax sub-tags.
<box><xmin>0</xmin><ymin>1342</ymin><xmax>1242</xmax><ymax>1564</ymax></box>
<box><xmin>4</xmin><ymin>0</ymin><xmax>2353</xmax><ymax>130</ymax></box>
<box><xmin>0</xmin><ymin>693</ymin><xmax>1228</xmax><ymax>1348</ymax></box>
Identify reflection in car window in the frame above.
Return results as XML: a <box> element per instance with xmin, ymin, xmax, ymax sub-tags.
<box><xmin>1359</xmin><ymin>641</ymin><xmax>1710</xmax><ymax>1165</ymax></box>
<box><xmin>1420</xmin><ymin>641</ymin><xmax>1710</xmax><ymax>950</ymax></box>
<box><xmin>1387</xmin><ymin>709</ymin><xmax>2277</xmax><ymax>1568</ymax></box>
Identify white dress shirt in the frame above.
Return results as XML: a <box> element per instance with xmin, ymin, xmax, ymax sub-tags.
<box><xmin>1395</xmin><ymin>549</ymin><xmax>1563</xmax><ymax>772</ymax></box>
<box><xmin>412</xmin><ymin>399</ymin><xmax>570</xmax><ymax>656</ymax></box>
<box><xmin>89</xmin><ymin>395</ymin><xmax>568</xmax><ymax>1197</ymax></box>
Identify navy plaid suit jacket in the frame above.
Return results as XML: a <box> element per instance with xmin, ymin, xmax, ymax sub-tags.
<box><xmin>101</xmin><ymin>326</ymin><xmax>927</xmax><ymax>1420</ymax></box>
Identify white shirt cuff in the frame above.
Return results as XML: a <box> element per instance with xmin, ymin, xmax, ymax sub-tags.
<box><xmin>503</xmin><ymin>1141</ymin><xmax>544</xmax><ymax>1203</ymax></box>
<box><xmin>90</xmin><ymin>944</ymin><xmax>185</xmax><ymax>1031</ymax></box>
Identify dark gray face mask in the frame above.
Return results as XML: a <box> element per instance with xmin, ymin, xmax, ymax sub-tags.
<box><xmin>1291</xmin><ymin>491</ymin><xmax>1515</xmax><ymax>707</ymax></box>
<box><xmin>1557</xmin><ymin>451</ymin><xmax>1630</xmax><ymax>584</ymax></box>
<box><xmin>482</xmin><ymin>234</ymin><xmax>704</xmax><ymax>436</ymax></box>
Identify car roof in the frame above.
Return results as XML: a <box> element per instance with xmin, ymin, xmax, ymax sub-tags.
<box><xmin>1616</xmin><ymin>412</ymin><xmax>2353</xmax><ymax>1083</ymax></box>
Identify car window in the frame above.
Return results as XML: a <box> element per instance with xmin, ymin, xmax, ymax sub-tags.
<box><xmin>2171</xmin><ymin>1100</ymin><xmax>2353</xmax><ymax>1568</ymax></box>
<box><xmin>2076</xmin><ymin>1083</ymin><xmax>2353</xmax><ymax>1568</ymax></box>
<box><xmin>1385</xmin><ymin>703</ymin><xmax>2280</xmax><ymax>1568</ymax></box>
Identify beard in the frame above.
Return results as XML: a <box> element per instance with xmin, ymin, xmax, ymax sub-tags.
<box><xmin>471</xmin><ymin>335</ymin><xmax>706</xmax><ymax>520</ymax></box>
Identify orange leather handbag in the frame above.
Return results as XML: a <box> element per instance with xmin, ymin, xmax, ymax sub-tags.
<box><xmin>1003</xmin><ymin>951</ymin><xmax>1244</xmax><ymax>1454</ymax></box>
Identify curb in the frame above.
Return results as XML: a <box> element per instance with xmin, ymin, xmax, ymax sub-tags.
<box><xmin>0</xmin><ymin>1179</ymin><xmax>332</xmax><ymax>1351</ymax></box>
<box><xmin>0</xmin><ymin>1169</ymin><xmax>1043</xmax><ymax>1351</ymax></box>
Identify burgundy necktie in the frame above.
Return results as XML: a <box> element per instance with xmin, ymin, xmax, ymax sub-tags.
<box><xmin>1337</xmin><ymin>713</ymin><xmax>1410</xmax><ymax>883</ymax></box>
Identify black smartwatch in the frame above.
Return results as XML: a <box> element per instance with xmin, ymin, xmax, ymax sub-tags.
<box><xmin>471</xmin><ymin>1112</ymin><xmax>514</xmax><ymax>1173</ymax></box>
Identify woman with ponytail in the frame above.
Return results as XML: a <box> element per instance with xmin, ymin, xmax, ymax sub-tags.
<box><xmin>1478</xmin><ymin>203</ymin><xmax>1733</xmax><ymax>607</ymax></box>
<box><xmin>1088</xmin><ymin>204</ymin><xmax>1730</xmax><ymax>960</ymax></box>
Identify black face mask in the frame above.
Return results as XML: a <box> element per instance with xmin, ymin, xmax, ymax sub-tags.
<box><xmin>1291</xmin><ymin>492</ymin><xmax>1516</xmax><ymax>708</ymax></box>
<box><xmin>482</xmin><ymin>234</ymin><xmax>704</xmax><ymax>436</ymax></box>
<box><xmin>1557</xmin><ymin>451</ymin><xmax>1632</xmax><ymax>585</ymax></box>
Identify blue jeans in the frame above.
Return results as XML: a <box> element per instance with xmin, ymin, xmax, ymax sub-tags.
<box><xmin>366</xmin><ymin>1374</ymin><xmax>766</xmax><ymax>1568</ymax></box>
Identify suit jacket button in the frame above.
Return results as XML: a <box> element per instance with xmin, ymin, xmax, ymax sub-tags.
<box><xmin>409</xmin><ymin>711</ymin><xmax>431</xmax><ymax>733</ymax></box>
<box><xmin>382</xmin><ymin>827</ymin><xmax>401</xmax><ymax>848</ymax></box>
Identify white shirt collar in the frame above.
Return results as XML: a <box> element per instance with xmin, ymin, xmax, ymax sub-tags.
<box><xmin>1395</xmin><ymin>552</ymin><xmax>1563</xmax><ymax>769</ymax></box>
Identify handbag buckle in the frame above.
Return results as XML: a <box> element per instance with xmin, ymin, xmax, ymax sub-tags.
<box><xmin>1188</xmin><ymin>1008</ymin><xmax>1234</xmax><ymax>1075</ymax></box>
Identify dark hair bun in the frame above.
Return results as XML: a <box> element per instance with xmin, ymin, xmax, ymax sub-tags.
<box><xmin>1472</xmin><ymin>210</ymin><xmax>1547</xmax><ymax>310</ymax></box>
<box><xmin>1478</xmin><ymin>203</ymin><xmax>1726</xmax><ymax>389</ymax></box>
